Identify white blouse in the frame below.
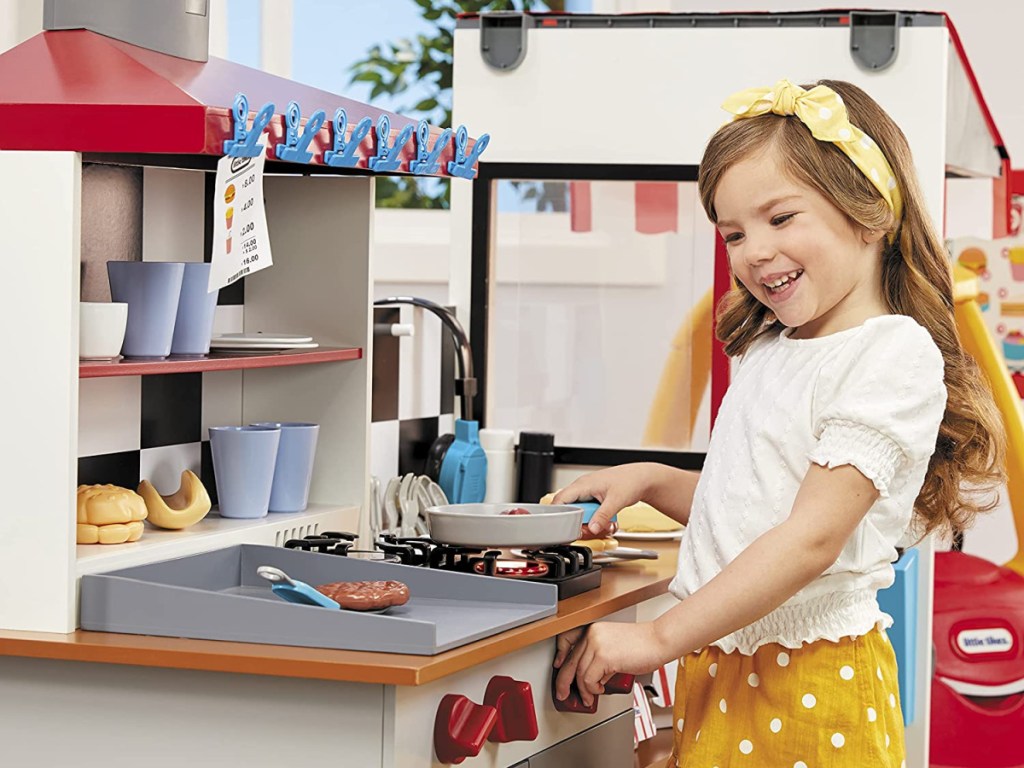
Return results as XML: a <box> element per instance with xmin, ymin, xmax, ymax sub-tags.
<box><xmin>669</xmin><ymin>315</ymin><xmax>946</xmax><ymax>654</ymax></box>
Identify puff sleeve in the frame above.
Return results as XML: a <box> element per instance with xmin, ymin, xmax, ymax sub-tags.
<box><xmin>807</xmin><ymin>317</ymin><xmax>947</xmax><ymax>498</ymax></box>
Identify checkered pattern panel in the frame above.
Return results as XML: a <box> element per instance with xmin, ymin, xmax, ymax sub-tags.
<box><xmin>370</xmin><ymin>305</ymin><xmax>456</xmax><ymax>483</ymax></box>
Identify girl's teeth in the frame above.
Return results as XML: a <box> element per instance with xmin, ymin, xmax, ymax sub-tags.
<box><xmin>766</xmin><ymin>270</ymin><xmax>802</xmax><ymax>289</ymax></box>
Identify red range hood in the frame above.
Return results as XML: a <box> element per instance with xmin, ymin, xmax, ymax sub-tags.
<box><xmin>0</xmin><ymin>29</ymin><xmax>468</xmax><ymax>175</ymax></box>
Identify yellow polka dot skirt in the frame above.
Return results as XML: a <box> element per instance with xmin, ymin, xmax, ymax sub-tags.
<box><xmin>667</xmin><ymin>628</ymin><xmax>905</xmax><ymax>767</ymax></box>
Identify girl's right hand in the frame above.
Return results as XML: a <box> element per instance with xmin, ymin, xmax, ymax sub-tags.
<box><xmin>552</xmin><ymin>463</ymin><xmax>659</xmax><ymax>536</ymax></box>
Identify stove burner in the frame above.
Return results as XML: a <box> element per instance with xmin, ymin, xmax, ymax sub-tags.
<box><xmin>283</xmin><ymin>531</ymin><xmax>357</xmax><ymax>556</ymax></box>
<box><xmin>473</xmin><ymin>558</ymin><xmax>550</xmax><ymax>578</ymax></box>
<box><xmin>520</xmin><ymin>544</ymin><xmax>594</xmax><ymax>575</ymax></box>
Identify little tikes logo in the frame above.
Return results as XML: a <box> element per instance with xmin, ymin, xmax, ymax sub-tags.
<box><xmin>230</xmin><ymin>156</ymin><xmax>252</xmax><ymax>174</ymax></box>
<box><xmin>956</xmin><ymin>628</ymin><xmax>1014</xmax><ymax>655</ymax></box>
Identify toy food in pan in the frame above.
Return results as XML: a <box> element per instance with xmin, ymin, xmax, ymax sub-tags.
<box><xmin>424</xmin><ymin>503</ymin><xmax>584</xmax><ymax>548</ymax></box>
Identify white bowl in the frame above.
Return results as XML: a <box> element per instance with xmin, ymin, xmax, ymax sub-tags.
<box><xmin>424</xmin><ymin>503</ymin><xmax>584</xmax><ymax>548</ymax></box>
<box><xmin>80</xmin><ymin>302</ymin><xmax>128</xmax><ymax>360</ymax></box>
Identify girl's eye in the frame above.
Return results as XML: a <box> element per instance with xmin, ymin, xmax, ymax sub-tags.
<box><xmin>771</xmin><ymin>213</ymin><xmax>795</xmax><ymax>227</ymax></box>
<box><xmin>723</xmin><ymin>232</ymin><xmax>744</xmax><ymax>244</ymax></box>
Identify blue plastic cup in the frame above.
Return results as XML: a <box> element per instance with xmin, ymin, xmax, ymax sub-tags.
<box><xmin>209</xmin><ymin>426</ymin><xmax>281</xmax><ymax>519</ymax></box>
<box><xmin>251</xmin><ymin>422</ymin><xmax>320</xmax><ymax>512</ymax></box>
<box><xmin>171</xmin><ymin>262</ymin><xmax>220</xmax><ymax>356</ymax></box>
<box><xmin>107</xmin><ymin>261</ymin><xmax>185</xmax><ymax>358</ymax></box>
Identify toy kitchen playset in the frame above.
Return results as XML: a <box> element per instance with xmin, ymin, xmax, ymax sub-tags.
<box><xmin>0</xmin><ymin>5</ymin><xmax>1015</xmax><ymax>768</ymax></box>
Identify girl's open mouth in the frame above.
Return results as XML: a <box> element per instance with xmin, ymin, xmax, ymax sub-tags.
<box><xmin>764</xmin><ymin>269</ymin><xmax>803</xmax><ymax>300</ymax></box>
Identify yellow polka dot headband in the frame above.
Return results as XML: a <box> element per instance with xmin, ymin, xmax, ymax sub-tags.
<box><xmin>721</xmin><ymin>79</ymin><xmax>903</xmax><ymax>224</ymax></box>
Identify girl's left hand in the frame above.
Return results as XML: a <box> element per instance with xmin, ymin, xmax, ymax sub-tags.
<box><xmin>553</xmin><ymin>622</ymin><xmax>666</xmax><ymax>707</ymax></box>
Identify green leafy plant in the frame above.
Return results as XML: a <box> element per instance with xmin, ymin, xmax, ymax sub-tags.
<box><xmin>350</xmin><ymin>0</ymin><xmax>563</xmax><ymax>208</ymax></box>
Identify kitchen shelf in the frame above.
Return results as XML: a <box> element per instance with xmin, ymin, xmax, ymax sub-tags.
<box><xmin>76</xmin><ymin>503</ymin><xmax>356</xmax><ymax>576</ymax></box>
<box><xmin>79</xmin><ymin>347</ymin><xmax>362</xmax><ymax>378</ymax></box>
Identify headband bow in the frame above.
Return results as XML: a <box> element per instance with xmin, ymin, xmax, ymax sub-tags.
<box><xmin>722</xmin><ymin>79</ymin><xmax>903</xmax><ymax>225</ymax></box>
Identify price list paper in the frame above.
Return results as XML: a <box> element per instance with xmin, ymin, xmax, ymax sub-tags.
<box><xmin>209</xmin><ymin>152</ymin><xmax>273</xmax><ymax>292</ymax></box>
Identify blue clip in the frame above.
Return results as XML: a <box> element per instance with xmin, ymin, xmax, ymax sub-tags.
<box><xmin>324</xmin><ymin>109</ymin><xmax>373</xmax><ymax>168</ymax></box>
<box><xmin>223</xmin><ymin>93</ymin><xmax>275</xmax><ymax>158</ymax></box>
<box><xmin>368</xmin><ymin>115</ymin><xmax>415</xmax><ymax>173</ymax></box>
<box><xmin>409</xmin><ymin>120</ymin><xmax>453</xmax><ymax>175</ymax></box>
<box><xmin>446</xmin><ymin>125</ymin><xmax>490</xmax><ymax>179</ymax></box>
<box><xmin>274</xmin><ymin>101</ymin><xmax>325</xmax><ymax>164</ymax></box>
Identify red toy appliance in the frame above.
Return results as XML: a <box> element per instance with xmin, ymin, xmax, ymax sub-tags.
<box><xmin>931</xmin><ymin>551</ymin><xmax>1024</xmax><ymax>768</ymax></box>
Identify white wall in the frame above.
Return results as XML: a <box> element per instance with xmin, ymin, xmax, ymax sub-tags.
<box><xmin>0</xmin><ymin>0</ymin><xmax>41</xmax><ymax>51</ymax></box>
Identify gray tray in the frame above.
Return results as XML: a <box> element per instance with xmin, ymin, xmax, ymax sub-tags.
<box><xmin>79</xmin><ymin>544</ymin><xmax>558</xmax><ymax>655</ymax></box>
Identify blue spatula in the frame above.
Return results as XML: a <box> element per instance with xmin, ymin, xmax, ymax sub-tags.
<box><xmin>256</xmin><ymin>565</ymin><xmax>340</xmax><ymax>609</ymax></box>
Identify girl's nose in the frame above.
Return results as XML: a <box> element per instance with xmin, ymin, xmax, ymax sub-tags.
<box><xmin>742</xmin><ymin>235</ymin><xmax>774</xmax><ymax>267</ymax></box>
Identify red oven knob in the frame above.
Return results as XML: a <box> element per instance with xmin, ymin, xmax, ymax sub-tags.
<box><xmin>484</xmin><ymin>676</ymin><xmax>538</xmax><ymax>743</ymax></box>
<box><xmin>433</xmin><ymin>694</ymin><xmax>498</xmax><ymax>764</ymax></box>
<box><xmin>604</xmin><ymin>673</ymin><xmax>636</xmax><ymax>694</ymax></box>
<box><xmin>551</xmin><ymin>669</ymin><xmax>636</xmax><ymax>712</ymax></box>
<box><xmin>551</xmin><ymin>666</ymin><xmax>598</xmax><ymax>714</ymax></box>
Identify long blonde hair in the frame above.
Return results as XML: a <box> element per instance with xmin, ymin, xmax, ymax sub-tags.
<box><xmin>697</xmin><ymin>79</ymin><xmax>1005</xmax><ymax>537</ymax></box>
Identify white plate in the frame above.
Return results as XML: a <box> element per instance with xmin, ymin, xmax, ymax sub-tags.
<box><xmin>213</xmin><ymin>332</ymin><xmax>314</xmax><ymax>345</ymax></box>
<box><xmin>615</xmin><ymin>529</ymin><xmax>684</xmax><ymax>541</ymax></box>
<box><xmin>210</xmin><ymin>341</ymin><xmax>320</xmax><ymax>351</ymax></box>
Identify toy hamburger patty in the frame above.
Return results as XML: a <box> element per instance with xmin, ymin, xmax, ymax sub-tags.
<box><xmin>315</xmin><ymin>580</ymin><xmax>410</xmax><ymax>611</ymax></box>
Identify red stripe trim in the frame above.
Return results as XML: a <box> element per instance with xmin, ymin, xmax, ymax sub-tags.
<box><xmin>711</xmin><ymin>234</ymin><xmax>731</xmax><ymax>425</ymax></box>
<box><xmin>635</xmin><ymin>182</ymin><xmax>679</xmax><ymax>234</ymax></box>
<box><xmin>943</xmin><ymin>14</ymin><xmax>1006</xmax><ymax>152</ymax></box>
<box><xmin>944</xmin><ymin>14</ymin><xmax>1012</xmax><ymax>237</ymax></box>
<box><xmin>569</xmin><ymin>181</ymin><xmax>592</xmax><ymax>232</ymax></box>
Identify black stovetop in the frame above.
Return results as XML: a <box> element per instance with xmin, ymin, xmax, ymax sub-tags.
<box><xmin>283</xmin><ymin>532</ymin><xmax>602</xmax><ymax>600</ymax></box>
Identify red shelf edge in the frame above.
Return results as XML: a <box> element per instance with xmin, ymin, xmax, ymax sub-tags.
<box><xmin>79</xmin><ymin>347</ymin><xmax>362</xmax><ymax>378</ymax></box>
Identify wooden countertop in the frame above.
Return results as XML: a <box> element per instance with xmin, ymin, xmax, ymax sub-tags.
<box><xmin>0</xmin><ymin>540</ymin><xmax>680</xmax><ymax>686</ymax></box>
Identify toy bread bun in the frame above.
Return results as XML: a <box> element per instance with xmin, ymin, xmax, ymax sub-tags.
<box><xmin>572</xmin><ymin>536</ymin><xmax>618</xmax><ymax>552</ymax></box>
<box><xmin>76</xmin><ymin>484</ymin><xmax>147</xmax><ymax>544</ymax></box>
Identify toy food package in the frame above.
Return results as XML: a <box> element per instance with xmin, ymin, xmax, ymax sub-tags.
<box><xmin>949</xmin><ymin>234</ymin><xmax>1024</xmax><ymax>397</ymax></box>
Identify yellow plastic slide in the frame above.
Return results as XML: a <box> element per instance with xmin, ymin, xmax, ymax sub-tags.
<box><xmin>953</xmin><ymin>265</ymin><xmax>1024</xmax><ymax>576</ymax></box>
<box><xmin>643</xmin><ymin>288</ymin><xmax>714</xmax><ymax>449</ymax></box>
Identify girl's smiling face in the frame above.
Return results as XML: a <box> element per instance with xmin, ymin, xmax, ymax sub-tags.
<box><xmin>713</xmin><ymin>151</ymin><xmax>889</xmax><ymax>339</ymax></box>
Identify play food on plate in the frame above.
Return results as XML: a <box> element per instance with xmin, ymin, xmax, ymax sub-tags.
<box><xmin>137</xmin><ymin>469</ymin><xmax>212</xmax><ymax>530</ymax></box>
<box><xmin>77</xmin><ymin>484</ymin><xmax>148</xmax><ymax>544</ymax></box>
<box><xmin>617</xmin><ymin>501</ymin><xmax>683</xmax><ymax>532</ymax></box>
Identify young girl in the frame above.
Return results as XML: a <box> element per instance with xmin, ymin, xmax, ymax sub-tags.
<box><xmin>552</xmin><ymin>79</ymin><xmax>1005</xmax><ymax>767</ymax></box>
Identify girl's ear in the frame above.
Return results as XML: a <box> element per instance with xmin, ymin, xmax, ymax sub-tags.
<box><xmin>861</xmin><ymin>227</ymin><xmax>887</xmax><ymax>245</ymax></box>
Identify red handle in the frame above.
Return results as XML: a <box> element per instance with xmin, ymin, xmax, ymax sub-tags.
<box><xmin>484</xmin><ymin>676</ymin><xmax>539</xmax><ymax>743</ymax></box>
<box><xmin>551</xmin><ymin>666</ymin><xmax>598</xmax><ymax>714</ymax></box>
<box><xmin>604</xmin><ymin>673</ymin><xmax>636</xmax><ymax>694</ymax></box>
<box><xmin>433</xmin><ymin>694</ymin><xmax>498</xmax><ymax>764</ymax></box>
<box><xmin>551</xmin><ymin>668</ymin><xmax>635</xmax><ymax>713</ymax></box>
